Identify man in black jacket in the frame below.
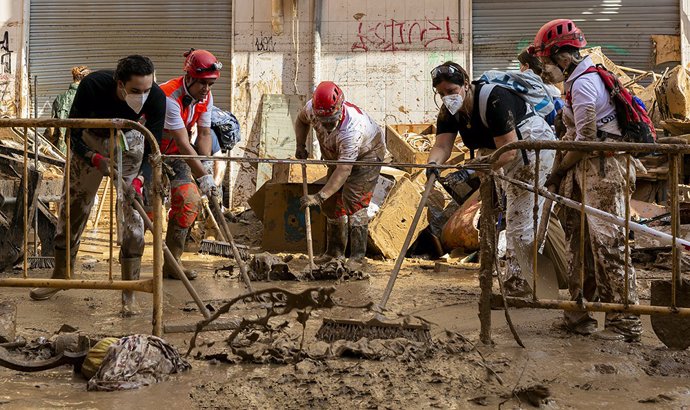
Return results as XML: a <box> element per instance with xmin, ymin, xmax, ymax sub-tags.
<box><xmin>29</xmin><ymin>55</ymin><xmax>166</xmax><ymax>318</ymax></box>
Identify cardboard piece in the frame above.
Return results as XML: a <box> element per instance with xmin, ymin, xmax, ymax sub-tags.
<box><xmin>261</xmin><ymin>182</ymin><xmax>327</xmax><ymax>253</ymax></box>
<box><xmin>385</xmin><ymin>123</ymin><xmax>465</xmax><ymax>172</ymax></box>
<box><xmin>368</xmin><ymin>176</ymin><xmax>428</xmax><ymax>259</ymax></box>
<box><xmin>656</xmin><ymin>65</ymin><xmax>690</xmax><ymax>121</ymax></box>
<box><xmin>271</xmin><ymin>163</ymin><xmax>328</xmax><ymax>184</ymax></box>
<box><xmin>248</xmin><ymin>182</ymin><xmax>270</xmax><ymax>223</ymax></box>
<box><xmin>652</xmin><ymin>35</ymin><xmax>681</xmax><ymax>66</ymax></box>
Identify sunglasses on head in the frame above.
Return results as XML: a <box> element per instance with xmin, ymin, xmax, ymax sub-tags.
<box><xmin>430</xmin><ymin>65</ymin><xmax>463</xmax><ymax>81</ymax></box>
<box><xmin>197</xmin><ymin>62</ymin><xmax>223</xmax><ymax>73</ymax></box>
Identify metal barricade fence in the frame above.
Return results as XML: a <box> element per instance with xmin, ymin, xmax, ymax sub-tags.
<box><xmin>0</xmin><ymin>118</ymin><xmax>164</xmax><ymax>336</ymax></box>
<box><xmin>476</xmin><ymin>139</ymin><xmax>690</xmax><ymax>345</ymax></box>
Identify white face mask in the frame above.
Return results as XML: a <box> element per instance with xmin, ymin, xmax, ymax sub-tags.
<box><xmin>442</xmin><ymin>94</ymin><xmax>464</xmax><ymax>115</ymax></box>
<box><xmin>122</xmin><ymin>89</ymin><xmax>150</xmax><ymax>114</ymax></box>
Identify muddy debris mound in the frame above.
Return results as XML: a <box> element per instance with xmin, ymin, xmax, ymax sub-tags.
<box><xmin>245</xmin><ymin>252</ymin><xmax>368</xmax><ymax>282</ymax></box>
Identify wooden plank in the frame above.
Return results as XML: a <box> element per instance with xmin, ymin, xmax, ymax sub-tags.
<box><xmin>652</xmin><ymin>35</ymin><xmax>681</xmax><ymax>65</ymax></box>
<box><xmin>256</xmin><ymin>94</ymin><xmax>307</xmax><ymax>191</ymax></box>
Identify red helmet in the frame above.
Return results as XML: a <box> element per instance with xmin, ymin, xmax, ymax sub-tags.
<box><xmin>532</xmin><ymin>19</ymin><xmax>587</xmax><ymax>57</ymax></box>
<box><xmin>312</xmin><ymin>81</ymin><xmax>344</xmax><ymax>119</ymax></box>
<box><xmin>184</xmin><ymin>49</ymin><xmax>222</xmax><ymax>79</ymax></box>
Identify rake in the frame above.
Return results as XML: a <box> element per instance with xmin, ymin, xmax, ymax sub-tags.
<box><xmin>315</xmin><ymin>174</ymin><xmax>437</xmax><ymax>343</ymax></box>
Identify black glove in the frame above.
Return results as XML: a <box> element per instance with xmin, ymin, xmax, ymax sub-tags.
<box><xmin>426</xmin><ymin>161</ymin><xmax>440</xmax><ymax>181</ymax></box>
<box><xmin>300</xmin><ymin>192</ymin><xmax>325</xmax><ymax>209</ymax></box>
<box><xmin>544</xmin><ymin>170</ymin><xmax>564</xmax><ymax>189</ymax></box>
<box><xmin>295</xmin><ymin>146</ymin><xmax>309</xmax><ymax>160</ymax></box>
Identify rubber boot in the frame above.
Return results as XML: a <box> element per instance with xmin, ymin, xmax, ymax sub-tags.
<box><xmin>163</xmin><ymin>225</ymin><xmax>198</xmax><ymax>280</ymax></box>
<box><xmin>346</xmin><ymin>223</ymin><xmax>369</xmax><ymax>272</ymax></box>
<box><xmin>120</xmin><ymin>257</ymin><xmax>141</xmax><ymax>317</ymax></box>
<box><xmin>29</xmin><ymin>249</ymin><xmax>72</xmax><ymax>301</ymax></box>
<box><xmin>314</xmin><ymin>216</ymin><xmax>348</xmax><ymax>265</ymax></box>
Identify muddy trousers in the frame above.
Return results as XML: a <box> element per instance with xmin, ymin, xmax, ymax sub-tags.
<box><xmin>500</xmin><ymin>149</ymin><xmax>555</xmax><ymax>291</ymax></box>
<box><xmin>163</xmin><ymin>159</ymin><xmax>200</xmax><ymax>279</ymax></box>
<box><xmin>319</xmin><ymin>164</ymin><xmax>380</xmax><ymax>264</ymax></box>
<box><xmin>563</xmin><ymin>155</ymin><xmax>641</xmax><ymax>336</ymax></box>
<box><xmin>52</xmin><ymin>130</ymin><xmax>145</xmax><ymax>279</ymax></box>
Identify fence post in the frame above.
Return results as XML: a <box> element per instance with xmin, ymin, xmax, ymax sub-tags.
<box><xmin>478</xmin><ymin>173</ymin><xmax>496</xmax><ymax>345</ymax></box>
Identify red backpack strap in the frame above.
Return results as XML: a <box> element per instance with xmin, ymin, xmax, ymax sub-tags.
<box><xmin>565</xmin><ymin>66</ymin><xmax>599</xmax><ymax>106</ymax></box>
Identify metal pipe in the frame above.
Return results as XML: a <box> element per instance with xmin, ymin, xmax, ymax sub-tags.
<box><xmin>494</xmin><ymin>173</ymin><xmax>690</xmax><ymax>252</ymax></box>
<box><xmin>580</xmin><ymin>162</ymin><xmax>586</xmax><ymax>296</ymax></box>
<box><xmin>478</xmin><ymin>174</ymin><xmax>495</xmax><ymax>345</ymax></box>
<box><xmin>0</xmin><ymin>195</ymin><xmax>61</xmax><ymax>206</ymax></box>
<box><xmin>671</xmin><ymin>154</ymin><xmax>681</xmax><ymax>308</ymax></box>
<box><xmin>162</xmin><ymin>154</ymin><xmax>479</xmax><ymax>170</ymax></box>
<box><xmin>22</xmin><ymin>127</ymin><xmax>28</xmax><ymax>279</ymax></box>
<box><xmin>109</xmin><ymin>129</ymin><xmax>115</xmax><ymax>282</ymax></box>
<box><xmin>532</xmin><ymin>150</ymin><xmax>539</xmax><ymax>301</ymax></box>
<box><xmin>66</xmin><ymin>129</ymin><xmax>71</xmax><ymax>279</ymax></box>
<box><xmin>0</xmin><ymin>278</ymin><xmax>154</xmax><ymax>293</ymax></box>
<box><xmin>502</xmin><ymin>297</ymin><xmax>690</xmax><ymax>317</ymax></box>
<box><xmin>624</xmin><ymin>154</ymin><xmax>631</xmax><ymax>308</ymax></box>
<box><xmin>491</xmin><ymin>140</ymin><xmax>690</xmax><ymax>157</ymax></box>
<box><xmin>33</xmin><ymin>76</ymin><xmax>38</xmax><ymax>259</ymax></box>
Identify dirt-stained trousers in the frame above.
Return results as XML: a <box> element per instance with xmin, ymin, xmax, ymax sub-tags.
<box><xmin>562</xmin><ymin>153</ymin><xmax>641</xmax><ymax>335</ymax></box>
<box><xmin>497</xmin><ymin>114</ymin><xmax>556</xmax><ymax>289</ymax></box>
<box><xmin>53</xmin><ymin>129</ymin><xmax>145</xmax><ymax>276</ymax></box>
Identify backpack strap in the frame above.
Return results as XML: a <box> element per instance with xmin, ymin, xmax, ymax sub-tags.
<box><xmin>478</xmin><ymin>83</ymin><xmax>495</xmax><ymax>129</ymax></box>
<box><xmin>478</xmin><ymin>83</ymin><xmax>529</xmax><ymax>165</ymax></box>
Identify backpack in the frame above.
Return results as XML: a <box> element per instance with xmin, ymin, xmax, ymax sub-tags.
<box><xmin>477</xmin><ymin>69</ymin><xmax>556</xmax><ymax>126</ymax></box>
<box><xmin>566</xmin><ymin>64</ymin><xmax>656</xmax><ymax>144</ymax></box>
<box><xmin>475</xmin><ymin>70</ymin><xmax>555</xmax><ymax>165</ymax></box>
<box><xmin>210</xmin><ymin>107</ymin><xmax>242</xmax><ymax>151</ymax></box>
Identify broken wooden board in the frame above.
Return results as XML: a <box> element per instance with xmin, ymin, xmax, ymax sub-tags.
<box><xmin>369</xmin><ymin>176</ymin><xmax>428</xmax><ymax>259</ymax></box>
<box><xmin>657</xmin><ymin>66</ymin><xmax>690</xmax><ymax>121</ymax></box>
<box><xmin>256</xmin><ymin>94</ymin><xmax>307</xmax><ymax>191</ymax></box>
<box><xmin>652</xmin><ymin>35</ymin><xmax>681</xmax><ymax>66</ymax></box>
<box><xmin>0</xmin><ymin>302</ymin><xmax>16</xmax><ymax>343</ymax></box>
<box><xmin>0</xmin><ymin>168</ymin><xmax>41</xmax><ymax>272</ymax></box>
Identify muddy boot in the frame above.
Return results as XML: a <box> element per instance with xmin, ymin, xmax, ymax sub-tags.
<box><xmin>346</xmin><ymin>223</ymin><xmax>368</xmax><ymax>272</ymax></box>
<box><xmin>314</xmin><ymin>216</ymin><xmax>347</xmax><ymax>265</ymax></box>
<box><xmin>120</xmin><ymin>257</ymin><xmax>142</xmax><ymax>317</ymax></box>
<box><xmin>29</xmin><ymin>249</ymin><xmax>72</xmax><ymax>301</ymax></box>
<box><xmin>503</xmin><ymin>276</ymin><xmax>533</xmax><ymax>298</ymax></box>
<box><xmin>598</xmin><ymin>314</ymin><xmax>642</xmax><ymax>342</ymax></box>
<box><xmin>163</xmin><ymin>226</ymin><xmax>198</xmax><ymax>280</ymax></box>
<box><xmin>563</xmin><ymin>314</ymin><xmax>598</xmax><ymax>336</ymax></box>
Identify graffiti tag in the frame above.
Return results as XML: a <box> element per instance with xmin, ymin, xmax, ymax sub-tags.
<box><xmin>0</xmin><ymin>31</ymin><xmax>12</xmax><ymax>74</ymax></box>
<box><xmin>352</xmin><ymin>17</ymin><xmax>454</xmax><ymax>52</ymax></box>
<box><xmin>255</xmin><ymin>36</ymin><xmax>276</xmax><ymax>52</ymax></box>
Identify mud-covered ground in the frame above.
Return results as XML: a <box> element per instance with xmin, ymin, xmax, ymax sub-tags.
<box><xmin>0</xmin><ymin>225</ymin><xmax>689</xmax><ymax>409</ymax></box>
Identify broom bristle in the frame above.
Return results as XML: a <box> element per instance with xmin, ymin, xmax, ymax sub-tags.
<box><xmin>199</xmin><ymin>239</ymin><xmax>233</xmax><ymax>257</ymax></box>
<box><xmin>316</xmin><ymin>318</ymin><xmax>431</xmax><ymax>343</ymax></box>
<box><xmin>29</xmin><ymin>256</ymin><xmax>55</xmax><ymax>270</ymax></box>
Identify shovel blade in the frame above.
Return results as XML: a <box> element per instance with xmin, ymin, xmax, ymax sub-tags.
<box><xmin>651</xmin><ymin>279</ymin><xmax>690</xmax><ymax>350</ymax></box>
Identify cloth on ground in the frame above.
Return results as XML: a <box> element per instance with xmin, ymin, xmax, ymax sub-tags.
<box><xmin>87</xmin><ymin>335</ymin><xmax>191</xmax><ymax>391</ymax></box>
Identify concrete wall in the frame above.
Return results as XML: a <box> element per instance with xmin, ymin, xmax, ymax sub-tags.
<box><xmin>0</xmin><ymin>0</ymin><xmax>27</xmax><ymax>118</ymax></box>
<box><xmin>228</xmin><ymin>0</ymin><xmax>471</xmax><ymax>207</ymax></box>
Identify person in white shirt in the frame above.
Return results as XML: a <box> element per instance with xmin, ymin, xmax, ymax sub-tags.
<box><xmin>532</xmin><ymin>19</ymin><xmax>642</xmax><ymax>342</ymax></box>
<box><xmin>294</xmin><ymin>81</ymin><xmax>386</xmax><ymax>271</ymax></box>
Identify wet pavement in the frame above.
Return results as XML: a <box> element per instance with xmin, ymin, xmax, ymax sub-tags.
<box><xmin>1</xmin><ymin>245</ymin><xmax>690</xmax><ymax>409</ymax></box>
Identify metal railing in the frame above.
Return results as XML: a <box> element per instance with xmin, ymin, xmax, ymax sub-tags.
<box><xmin>0</xmin><ymin>118</ymin><xmax>164</xmax><ymax>336</ymax></box>
<box><xmin>477</xmin><ymin>139</ymin><xmax>690</xmax><ymax>345</ymax></box>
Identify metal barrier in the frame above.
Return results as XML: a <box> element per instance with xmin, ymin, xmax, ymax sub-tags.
<box><xmin>477</xmin><ymin>139</ymin><xmax>690</xmax><ymax>345</ymax></box>
<box><xmin>0</xmin><ymin>118</ymin><xmax>164</xmax><ymax>336</ymax></box>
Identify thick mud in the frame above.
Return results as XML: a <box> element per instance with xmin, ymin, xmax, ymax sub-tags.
<box><xmin>1</xmin><ymin>236</ymin><xmax>689</xmax><ymax>409</ymax></box>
